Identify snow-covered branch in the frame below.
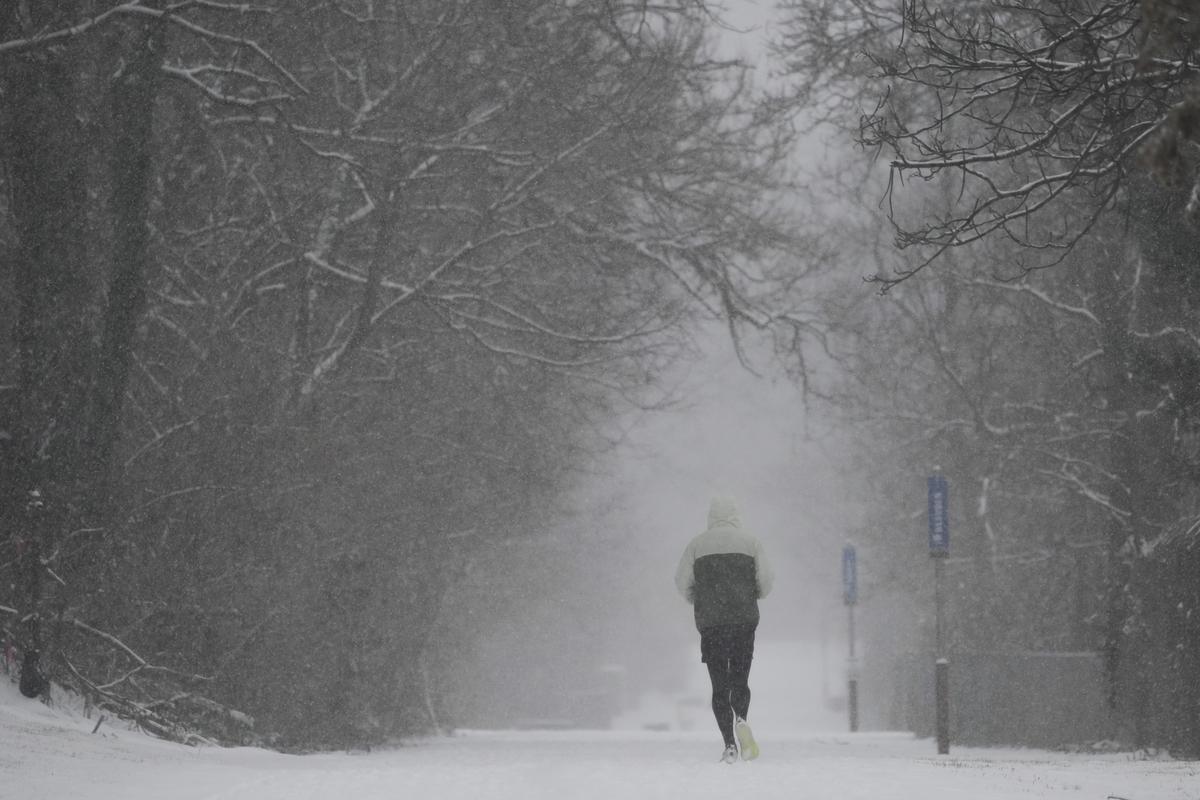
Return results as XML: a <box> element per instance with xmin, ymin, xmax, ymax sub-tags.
<box><xmin>969</xmin><ymin>279</ymin><xmax>1101</xmax><ymax>326</ymax></box>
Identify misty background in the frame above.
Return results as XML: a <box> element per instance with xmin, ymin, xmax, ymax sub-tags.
<box><xmin>441</xmin><ymin>327</ymin><xmax>854</xmax><ymax>733</ymax></box>
<box><xmin>4</xmin><ymin>0</ymin><xmax>1200</xmax><ymax>760</ymax></box>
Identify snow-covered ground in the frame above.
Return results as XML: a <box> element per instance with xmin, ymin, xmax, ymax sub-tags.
<box><xmin>4</xmin><ymin>681</ymin><xmax>1197</xmax><ymax>800</ymax></box>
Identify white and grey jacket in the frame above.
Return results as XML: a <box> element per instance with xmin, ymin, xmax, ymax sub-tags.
<box><xmin>675</xmin><ymin>496</ymin><xmax>774</xmax><ymax>632</ymax></box>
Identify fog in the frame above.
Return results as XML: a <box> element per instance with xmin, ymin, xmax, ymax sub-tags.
<box><xmin>447</xmin><ymin>3</ymin><xmax>862</xmax><ymax>733</ymax></box>
<box><xmin>603</xmin><ymin>333</ymin><xmax>856</xmax><ymax>733</ymax></box>
<box><xmin>11</xmin><ymin>0</ymin><xmax>1200</xmax><ymax>762</ymax></box>
<box><xmin>449</xmin><ymin>325</ymin><xmax>860</xmax><ymax>733</ymax></box>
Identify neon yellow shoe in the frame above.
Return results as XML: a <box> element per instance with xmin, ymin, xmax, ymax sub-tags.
<box><xmin>735</xmin><ymin>718</ymin><xmax>759</xmax><ymax>761</ymax></box>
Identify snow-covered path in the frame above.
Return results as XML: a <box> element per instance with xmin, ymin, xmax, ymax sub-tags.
<box><xmin>3</xmin><ymin>686</ymin><xmax>1197</xmax><ymax>800</ymax></box>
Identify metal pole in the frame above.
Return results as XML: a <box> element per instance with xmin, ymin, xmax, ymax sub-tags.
<box><xmin>935</xmin><ymin>659</ymin><xmax>950</xmax><ymax>754</ymax></box>
<box><xmin>934</xmin><ymin>556</ymin><xmax>950</xmax><ymax>754</ymax></box>
<box><xmin>847</xmin><ymin>603</ymin><xmax>858</xmax><ymax>732</ymax></box>
<box><xmin>934</xmin><ymin>556</ymin><xmax>943</xmax><ymax>655</ymax></box>
<box><xmin>820</xmin><ymin>603</ymin><xmax>829</xmax><ymax>706</ymax></box>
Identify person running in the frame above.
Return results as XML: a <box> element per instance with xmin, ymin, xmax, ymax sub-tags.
<box><xmin>675</xmin><ymin>495</ymin><xmax>774</xmax><ymax>763</ymax></box>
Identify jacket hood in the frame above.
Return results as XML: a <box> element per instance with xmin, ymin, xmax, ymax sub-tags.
<box><xmin>707</xmin><ymin>495</ymin><xmax>742</xmax><ymax>529</ymax></box>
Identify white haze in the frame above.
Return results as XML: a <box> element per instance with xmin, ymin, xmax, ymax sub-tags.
<box><xmin>610</xmin><ymin>327</ymin><xmax>857</xmax><ymax>718</ymax></box>
<box><xmin>444</xmin><ymin>320</ymin><xmax>862</xmax><ymax>733</ymax></box>
<box><xmin>451</xmin><ymin>2</ymin><xmax>867</xmax><ymax>735</ymax></box>
<box><xmin>577</xmin><ymin>0</ymin><xmax>858</xmax><ymax>734</ymax></box>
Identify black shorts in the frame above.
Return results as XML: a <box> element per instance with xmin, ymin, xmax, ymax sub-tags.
<box><xmin>699</xmin><ymin>623</ymin><xmax>756</xmax><ymax>666</ymax></box>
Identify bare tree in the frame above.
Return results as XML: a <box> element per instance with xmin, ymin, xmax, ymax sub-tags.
<box><xmin>817</xmin><ymin>175</ymin><xmax>1200</xmax><ymax>750</ymax></box>
<box><xmin>777</xmin><ymin>0</ymin><xmax>1200</xmax><ymax>286</ymax></box>
<box><xmin>1</xmin><ymin>0</ymin><xmax>817</xmax><ymax>744</ymax></box>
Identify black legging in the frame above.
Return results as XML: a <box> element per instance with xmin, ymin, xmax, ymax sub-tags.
<box><xmin>707</xmin><ymin>657</ymin><xmax>752</xmax><ymax>747</ymax></box>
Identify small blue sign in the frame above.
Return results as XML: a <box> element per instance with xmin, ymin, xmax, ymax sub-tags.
<box><xmin>842</xmin><ymin>545</ymin><xmax>857</xmax><ymax>606</ymax></box>
<box><xmin>928</xmin><ymin>474</ymin><xmax>949</xmax><ymax>556</ymax></box>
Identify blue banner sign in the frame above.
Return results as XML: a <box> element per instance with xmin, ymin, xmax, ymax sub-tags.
<box><xmin>842</xmin><ymin>545</ymin><xmax>857</xmax><ymax>605</ymax></box>
<box><xmin>928</xmin><ymin>474</ymin><xmax>949</xmax><ymax>556</ymax></box>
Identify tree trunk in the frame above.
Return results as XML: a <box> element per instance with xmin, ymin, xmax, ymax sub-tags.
<box><xmin>0</xmin><ymin>1</ymin><xmax>90</xmax><ymax>660</ymax></box>
<box><xmin>86</xmin><ymin>20</ymin><xmax>166</xmax><ymax>513</ymax></box>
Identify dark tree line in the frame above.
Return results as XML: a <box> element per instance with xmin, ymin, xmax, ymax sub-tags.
<box><xmin>0</xmin><ymin>1</ymin><xmax>808</xmax><ymax>747</ymax></box>
<box><xmin>776</xmin><ymin>0</ymin><xmax>1200</xmax><ymax>754</ymax></box>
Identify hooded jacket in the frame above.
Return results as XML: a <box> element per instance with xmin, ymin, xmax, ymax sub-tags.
<box><xmin>675</xmin><ymin>496</ymin><xmax>774</xmax><ymax>632</ymax></box>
